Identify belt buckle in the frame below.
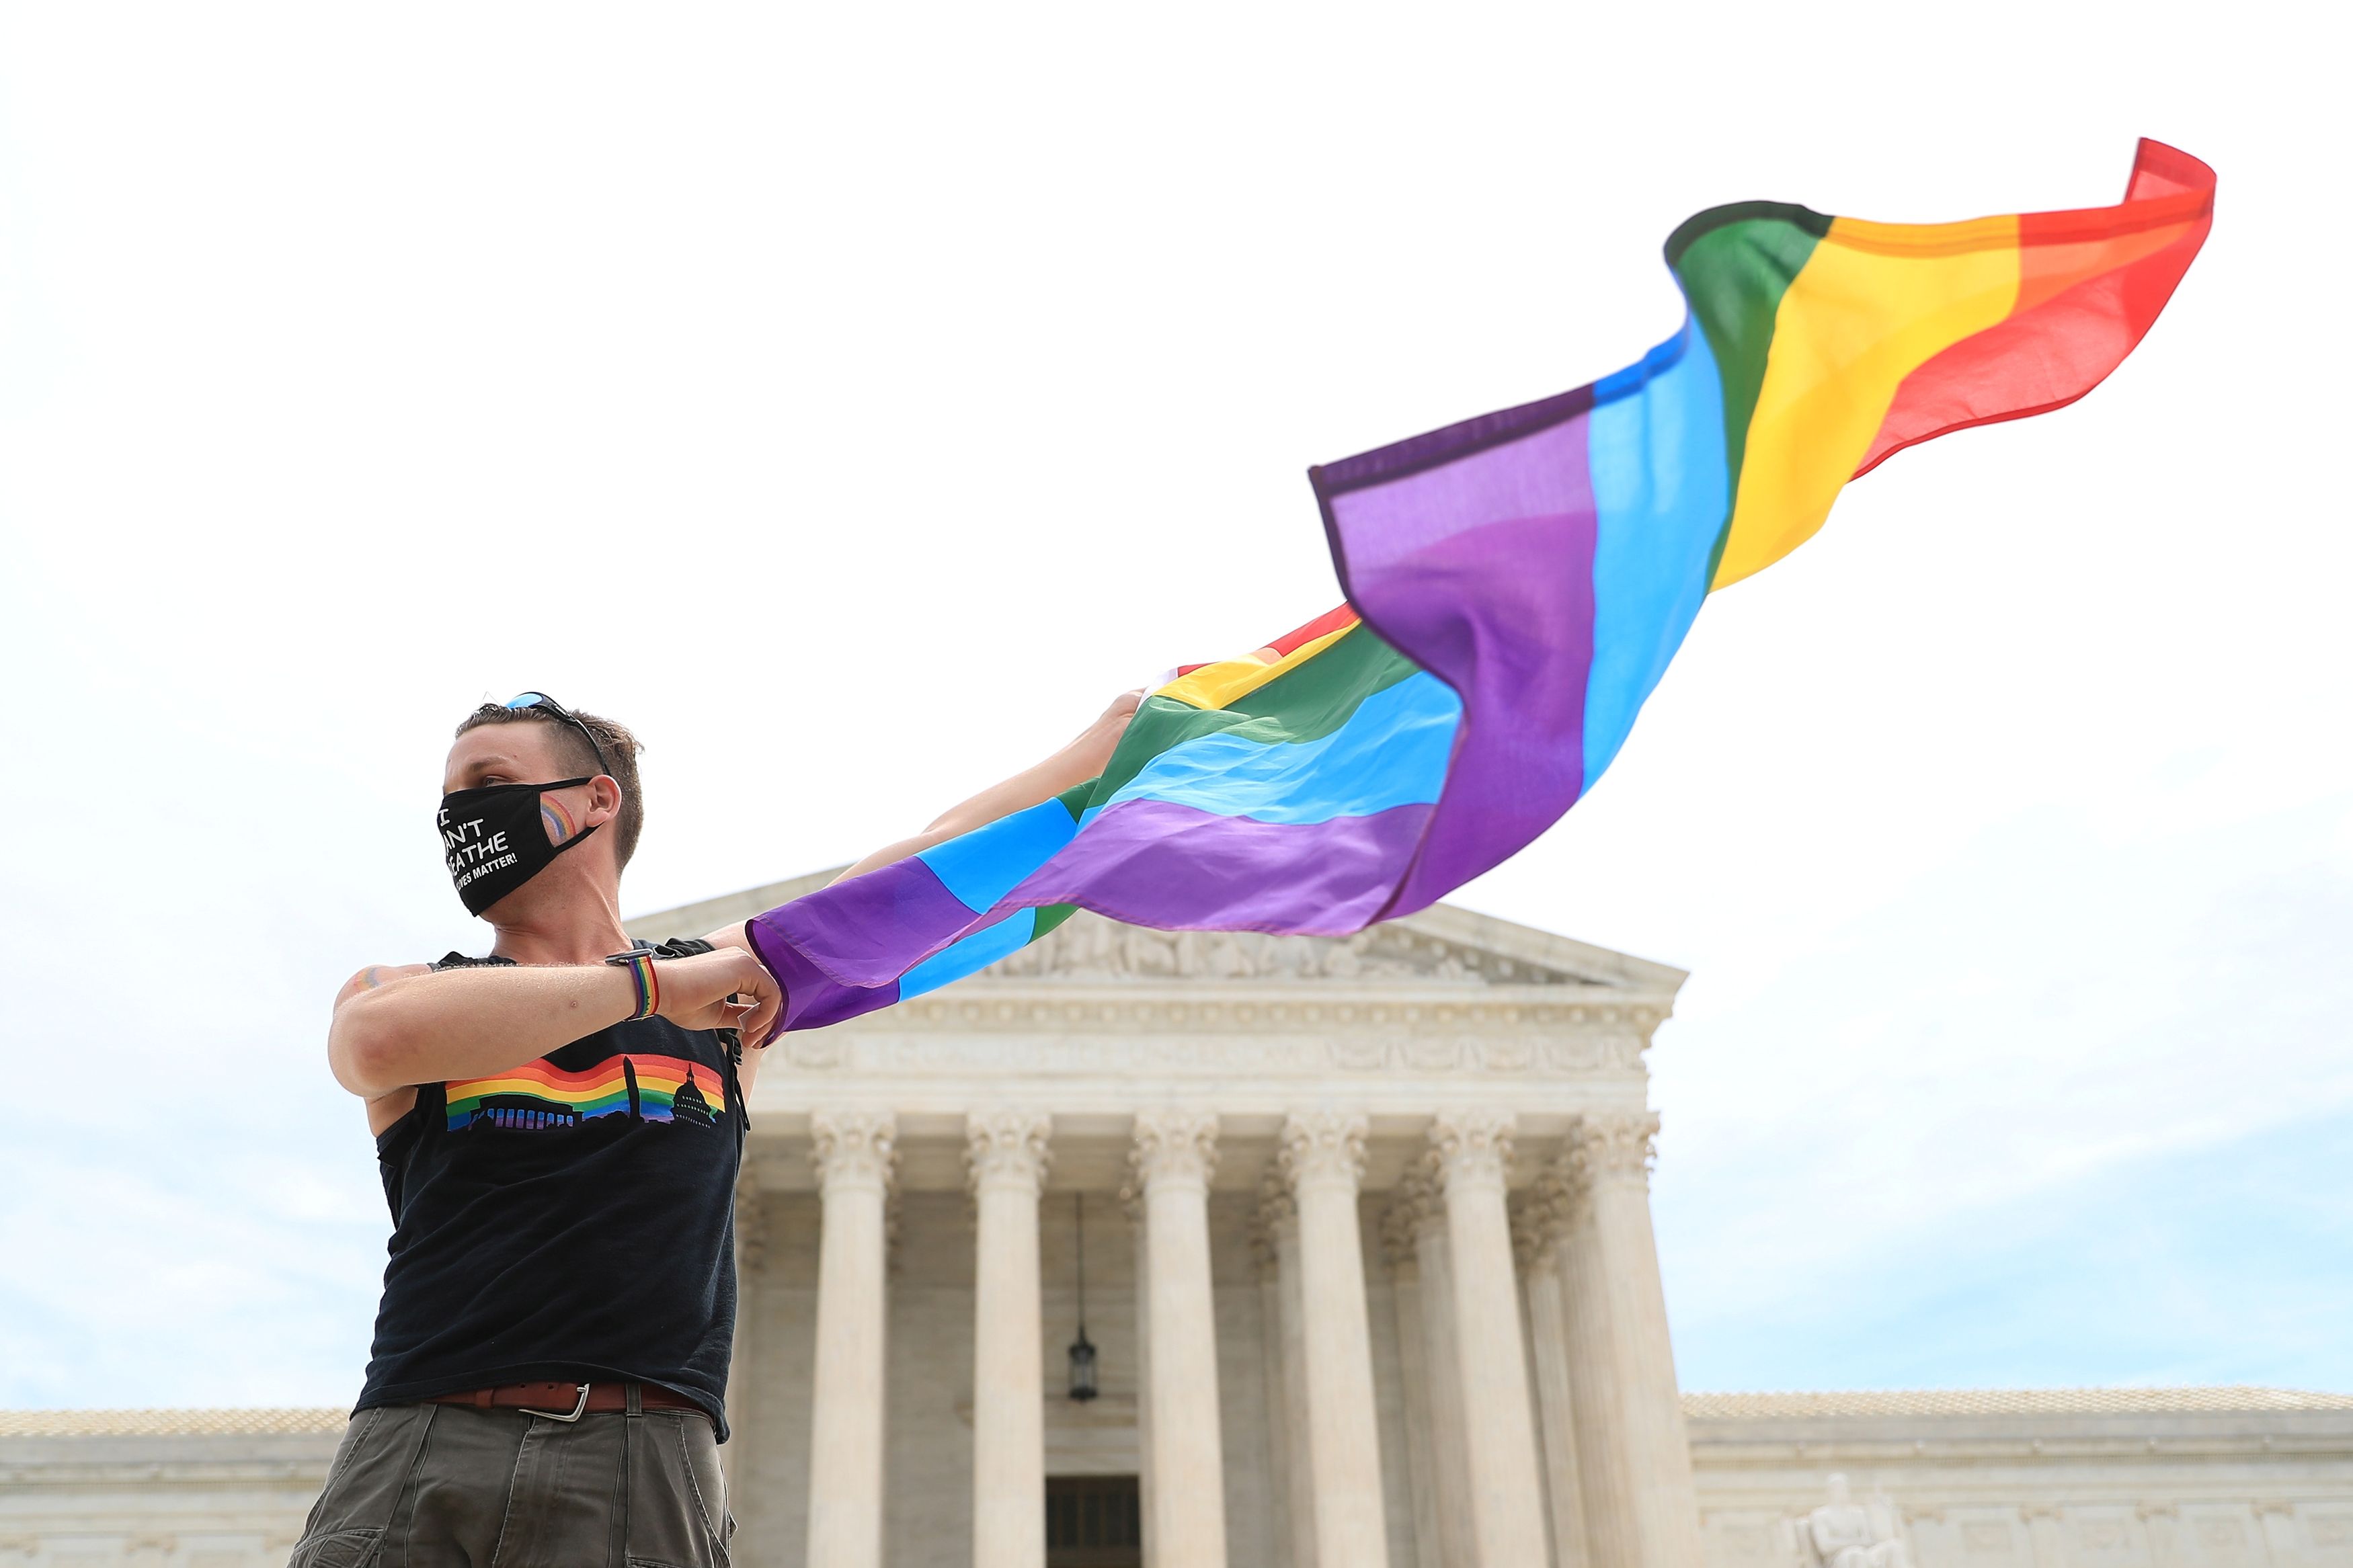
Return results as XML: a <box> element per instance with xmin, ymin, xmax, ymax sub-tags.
<box><xmin>532</xmin><ymin>1383</ymin><xmax>593</xmax><ymax>1423</ymax></box>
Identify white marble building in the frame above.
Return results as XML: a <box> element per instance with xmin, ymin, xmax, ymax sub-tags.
<box><xmin>5</xmin><ymin>876</ymin><xmax>2350</xmax><ymax>1567</ymax></box>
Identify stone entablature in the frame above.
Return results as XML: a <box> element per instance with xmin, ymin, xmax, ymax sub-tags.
<box><xmin>1685</xmin><ymin>1388</ymin><xmax>2353</xmax><ymax>1470</ymax></box>
<box><xmin>1685</xmin><ymin>1391</ymin><xmax>2353</xmax><ymax>1568</ymax></box>
<box><xmin>1685</xmin><ymin>1386</ymin><xmax>2353</xmax><ymax>1419</ymax></box>
<box><xmin>0</xmin><ymin>1419</ymin><xmax>335</xmax><ymax>1566</ymax></box>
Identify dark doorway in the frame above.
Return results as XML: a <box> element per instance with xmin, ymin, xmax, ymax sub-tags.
<box><xmin>1044</xmin><ymin>1474</ymin><xmax>1142</xmax><ymax>1567</ymax></box>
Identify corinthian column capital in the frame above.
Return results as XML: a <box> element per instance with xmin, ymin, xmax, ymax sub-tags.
<box><xmin>1525</xmin><ymin>1165</ymin><xmax>1583</xmax><ymax>1245</ymax></box>
<box><xmin>1278</xmin><ymin>1108</ymin><xmax>1369</xmax><ymax>1194</ymax></box>
<box><xmin>1572</xmin><ymin>1110</ymin><xmax>1661</xmax><ymax>1186</ymax></box>
<box><xmin>1509</xmin><ymin>1192</ymin><xmax>1552</xmax><ymax>1272</ymax></box>
<box><xmin>1393</xmin><ymin>1166</ymin><xmax>1445</xmax><ymax>1235</ymax></box>
<box><xmin>1429</xmin><ymin>1109</ymin><xmax>1515</xmax><ymax>1195</ymax></box>
<box><xmin>1130</xmin><ymin>1108</ymin><xmax>1220</xmax><ymax>1193</ymax></box>
<box><xmin>1544</xmin><ymin>1147</ymin><xmax>1591</xmax><ymax>1209</ymax></box>
<box><xmin>1378</xmin><ymin>1180</ymin><xmax>1427</xmax><ymax>1271</ymax></box>
<box><xmin>1256</xmin><ymin>1169</ymin><xmax>1299</xmax><ymax>1233</ymax></box>
<box><xmin>1252</xmin><ymin>1175</ymin><xmax>1289</xmax><ymax>1278</ymax></box>
<box><xmin>965</xmin><ymin>1109</ymin><xmax>1053</xmax><ymax>1196</ymax></box>
<box><xmin>810</xmin><ymin>1109</ymin><xmax>898</xmax><ymax>1196</ymax></box>
<box><xmin>1250</xmin><ymin>1171</ymin><xmax>1296</xmax><ymax>1278</ymax></box>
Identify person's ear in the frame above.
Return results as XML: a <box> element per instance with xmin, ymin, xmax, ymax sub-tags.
<box><xmin>585</xmin><ymin>776</ymin><xmax>623</xmax><ymax>831</ymax></box>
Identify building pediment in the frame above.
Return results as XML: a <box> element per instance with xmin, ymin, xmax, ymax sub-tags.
<box><xmin>975</xmin><ymin>913</ymin><xmax>1569</xmax><ymax>987</ymax></box>
<box><xmin>627</xmin><ymin>871</ymin><xmax>1685</xmax><ymax>996</ymax></box>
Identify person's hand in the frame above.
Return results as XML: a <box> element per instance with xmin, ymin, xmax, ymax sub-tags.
<box><xmin>657</xmin><ymin>947</ymin><xmax>783</xmax><ymax>1048</ymax></box>
<box><xmin>1072</xmin><ymin>688</ymin><xmax>1145</xmax><ymax>768</ymax></box>
<box><xmin>1095</xmin><ymin>687</ymin><xmax>1144</xmax><ymax>729</ymax></box>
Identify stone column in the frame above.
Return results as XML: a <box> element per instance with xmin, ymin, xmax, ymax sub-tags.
<box><xmin>1125</xmin><ymin>1188</ymin><xmax>1157</xmax><ymax>1565</ymax></box>
<box><xmin>1564</xmin><ymin>1112</ymin><xmax>1702</xmax><ymax>1568</ymax></box>
<box><xmin>1515</xmin><ymin>1185</ymin><xmax>1587</xmax><ymax>1568</ymax></box>
<box><xmin>1550</xmin><ymin>1149</ymin><xmax>1631</xmax><ymax>1568</ymax></box>
<box><xmin>1279</xmin><ymin>1110</ymin><xmax>1390</xmax><ymax>1568</ymax></box>
<box><xmin>807</xmin><ymin>1111</ymin><xmax>898</xmax><ymax>1568</ymax></box>
<box><xmin>1382</xmin><ymin>1196</ymin><xmax>1443</xmax><ymax>1568</ymax></box>
<box><xmin>1430</xmin><ymin>1111</ymin><xmax>1548</xmax><ymax>1568</ymax></box>
<box><xmin>967</xmin><ymin>1110</ymin><xmax>1053</xmax><ymax>1568</ymax></box>
<box><xmin>1408</xmin><ymin>1173</ymin><xmax>1478</xmax><ymax>1568</ymax></box>
<box><xmin>1255</xmin><ymin>1180</ymin><xmax>1308</xmax><ymax>1568</ymax></box>
<box><xmin>1130</xmin><ymin>1110</ymin><xmax>1228</xmax><ymax>1568</ymax></box>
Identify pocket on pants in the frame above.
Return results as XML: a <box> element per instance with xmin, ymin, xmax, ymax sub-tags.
<box><xmin>678</xmin><ymin>1417</ymin><xmax>729</xmax><ymax>1546</ymax></box>
<box><xmin>290</xmin><ymin>1405</ymin><xmax>430</xmax><ymax>1564</ymax></box>
<box><xmin>626</xmin><ymin>1414</ymin><xmax>730</xmax><ymax>1568</ymax></box>
<box><xmin>286</xmin><ymin>1525</ymin><xmax>383</xmax><ymax>1567</ymax></box>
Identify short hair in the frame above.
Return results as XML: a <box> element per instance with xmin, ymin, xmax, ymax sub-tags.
<box><xmin>453</xmin><ymin>702</ymin><xmax>647</xmax><ymax>871</ymax></box>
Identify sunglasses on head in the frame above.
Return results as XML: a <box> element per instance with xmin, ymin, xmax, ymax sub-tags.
<box><xmin>503</xmin><ymin>692</ymin><xmax>614</xmax><ymax>779</ymax></box>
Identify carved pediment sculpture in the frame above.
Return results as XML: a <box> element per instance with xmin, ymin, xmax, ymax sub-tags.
<box><xmin>975</xmin><ymin>910</ymin><xmax>1596</xmax><ymax>987</ymax></box>
<box><xmin>1786</xmin><ymin>1475</ymin><xmax>1912</xmax><ymax>1568</ymax></box>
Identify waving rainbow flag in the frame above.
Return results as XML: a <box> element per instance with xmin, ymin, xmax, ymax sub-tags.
<box><xmin>748</xmin><ymin>139</ymin><xmax>2214</xmax><ymax>1030</ymax></box>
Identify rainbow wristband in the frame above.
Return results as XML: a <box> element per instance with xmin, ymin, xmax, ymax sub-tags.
<box><xmin>604</xmin><ymin>950</ymin><xmax>660</xmax><ymax>1022</ymax></box>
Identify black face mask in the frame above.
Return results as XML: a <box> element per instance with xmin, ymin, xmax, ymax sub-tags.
<box><xmin>439</xmin><ymin>778</ymin><xmax>600</xmax><ymax>916</ymax></box>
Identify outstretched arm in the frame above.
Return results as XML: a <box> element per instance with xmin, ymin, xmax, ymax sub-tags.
<box><xmin>329</xmin><ymin>948</ymin><xmax>780</xmax><ymax>1099</ymax></box>
<box><xmin>829</xmin><ymin>689</ymin><xmax>1143</xmax><ymax>884</ymax></box>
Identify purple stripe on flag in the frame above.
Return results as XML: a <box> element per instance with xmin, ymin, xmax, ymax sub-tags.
<box><xmin>1316</xmin><ymin>413</ymin><xmax>1599</xmax><ymax>918</ymax></box>
<box><xmin>1005</xmin><ymin>796</ymin><xmax>1437</xmax><ymax>936</ymax></box>
<box><xmin>750</xmin><ymin>856</ymin><xmax>979</xmax><ymax>989</ymax></box>
<box><xmin>1312</xmin><ymin>382</ymin><xmax>1597</xmax><ymax>497</ymax></box>
<box><xmin>744</xmin><ymin>917</ymin><xmax>904</xmax><ymax>1032</ymax></box>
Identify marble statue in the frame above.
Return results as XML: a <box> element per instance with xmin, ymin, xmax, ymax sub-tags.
<box><xmin>1791</xmin><ymin>1473</ymin><xmax>1911</xmax><ymax>1568</ymax></box>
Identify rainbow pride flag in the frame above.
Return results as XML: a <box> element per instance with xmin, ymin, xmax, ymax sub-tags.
<box><xmin>746</xmin><ymin>139</ymin><xmax>2213</xmax><ymax>1031</ymax></box>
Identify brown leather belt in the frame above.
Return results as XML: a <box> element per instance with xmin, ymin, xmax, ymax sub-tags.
<box><xmin>428</xmin><ymin>1380</ymin><xmax>703</xmax><ymax>1421</ymax></box>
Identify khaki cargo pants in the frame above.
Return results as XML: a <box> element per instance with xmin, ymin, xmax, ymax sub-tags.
<box><xmin>288</xmin><ymin>1395</ymin><xmax>733</xmax><ymax>1567</ymax></box>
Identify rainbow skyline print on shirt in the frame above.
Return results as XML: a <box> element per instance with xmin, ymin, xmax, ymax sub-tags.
<box><xmin>445</xmin><ymin>1053</ymin><xmax>725</xmax><ymax>1131</ymax></box>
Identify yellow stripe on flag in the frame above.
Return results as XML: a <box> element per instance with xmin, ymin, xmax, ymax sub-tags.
<box><xmin>1154</xmin><ymin>625</ymin><xmax>1357</xmax><ymax>712</ymax></box>
<box><xmin>1714</xmin><ymin>214</ymin><xmax>2022</xmax><ymax>588</ymax></box>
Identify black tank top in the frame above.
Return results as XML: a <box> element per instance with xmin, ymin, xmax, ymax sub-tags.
<box><xmin>355</xmin><ymin>938</ymin><xmax>747</xmax><ymax>1437</ymax></box>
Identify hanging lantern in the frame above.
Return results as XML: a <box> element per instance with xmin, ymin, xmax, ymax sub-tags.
<box><xmin>1068</xmin><ymin>1193</ymin><xmax>1100</xmax><ymax>1401</ymax></box>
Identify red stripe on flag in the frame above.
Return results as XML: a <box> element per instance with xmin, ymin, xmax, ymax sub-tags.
<box><xmin>1264</xmin><ymin>604</ymin><xmax>1359</xmax><ymax>659</ymax></box>
<box><xmin>1855</xmin><ymin>140</ymin><xmax>2214</xmax><ymax>480</ymax></box>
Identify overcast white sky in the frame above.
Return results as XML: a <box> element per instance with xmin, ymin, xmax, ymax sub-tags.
<box><xmin>1</xmin><ymin>3</ymin><xmax>2345</xmax><ymax>1407</ymax></box>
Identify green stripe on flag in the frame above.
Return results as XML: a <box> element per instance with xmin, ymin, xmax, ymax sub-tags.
<box><xmin>1087</xmin><ymin>624</ymin><xmax>1423</xmax><ymax>804</ymax></box>
<box><xmin>1667</xmin><ymin>205</ymin><xmax>1829</xmax><ymax>583</ymax></box>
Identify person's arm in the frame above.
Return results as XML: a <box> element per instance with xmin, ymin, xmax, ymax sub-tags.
<box><xmin>327</xmin><ymin>948</ymin><xmax>781</xmax><ymax>1099</ymax></box>
<box><xmin>733</xmin><ymin>1018</ymin><xmax>771</xmax><ymax>1100</ymax></box>
<box><xmin>830</xmin><ymin>689</ymin><xmax>1143</xmax><ymax>885</ymax></box>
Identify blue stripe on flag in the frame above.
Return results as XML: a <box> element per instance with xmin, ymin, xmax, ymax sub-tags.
<box><xmin>917</xmin><ymin>797</ymin><xmax>1081</xmax><ymax>913</ymax></box>
<box><xmin>899</xmin><ymin>907</ymin><xmax>1040</xmax><ymax>998</ymax></box>
<box><xmin>1079</xmin><ymin>671</ymin><xmax>1461</xmax><ymax>828</ymax></box>
<box><xmin>1583</xmin><ymin>321</ymin><xmax>1728</xmax><ymax>787</ymax></box>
